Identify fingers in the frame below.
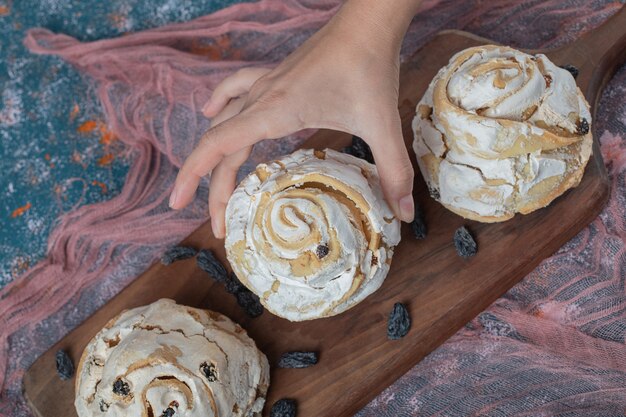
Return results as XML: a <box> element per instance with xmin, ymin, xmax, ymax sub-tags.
<box><xmin>170</xmin><ymin>97</ymin><xmax>254</xmax><ymax>210</ymax></box>
<box><xmin>363</xmin><ymin>112</ymin><xmax>414</xmax><ymax>222</ymax></box>
<box><xmin>209</xmin><ymin>146</ymin><xmax>252</xmax><ymax>238</ymax></box>
<box><xmin>203</xmin><ymin>67</ymin><xmax>271</xmax><ymax>117</ymax></box>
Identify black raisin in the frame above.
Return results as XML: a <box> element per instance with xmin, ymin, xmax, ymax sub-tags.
<box><xmin>200</xmin><ymin>362</ymin><xmax>218</xmax><ymax>382</ymax></box>
<box><xmin>160</xmin><ymin>245</ymin><xmax>197</xmax><ymax>265</ymax></box>
<box><xmin>55</xmin><ymin>349</ymin><xmax>74</xmax><ymax>380</ymax></box>
<box><xmin>196</xmin><ymin>249</ymin><xmax>228</xmax><ymax>283</ymax></box>
<box><xmin>411</xmin><ymin>203</ymin><xmax>427</xmax><ymax>240</ymax></box>
<box><xmin>236</xmin><ymin>290</ymin><xmax>264</xmax><ymax>318</ymax></box>
<box><xmin>454</xmin><ymin>226</ymin><xmax>477</xmax><ymax>258</ymax></box>
<box><xmin>315</xmin><ymin>244</ymin><xmax>329</xmax><ymax>259</ymax></box>
<box><xmin>278</xmin><ymin>351</ymin><xmax>319</xmax><ymax>368</ymax></box>
<box><xmin>270</xmin><ymin>399</ymin><xmax>297</xmax><ymax>417</ymax></box>
<box><xmin>576</xmin><ymin>117</ymin><xmax>589</xmax><ymax>135</ymax></box>
<box><xmin>428</xmin><ymin>186</ymin><xmax>440</xmax><ymax>200</ymax></box>
<box><xmin>387</xmin><ymin>302</ymin><xmax>411</xmax><ymax>340</ymax></box>
<box><xmin>225</xmin><ymin>273</ymin><xmax>245</xmax><ymax>294</ymax></box>
<box><xmin>559</xmin><ymin>64</ymin><xmax>579</xmax><ymax>79</ymax></box>
<box><xmin>99</xmin><ymin>400</ymin><xmax>110</xmax><ymax>412</ymax></box>
<box><xmin>347</xmin><ymin>135</ymin><xmax>374</xmax><ymax>164</ymax></box>
<box><xmin>161</xmin><ymin>408</ymin><xmax>175</xmax><ymax>417</ymax></box>
<box><xmin>113</xmin><ymin>378</ymin><xmax>130</xmax><ymax>396</ymax></box>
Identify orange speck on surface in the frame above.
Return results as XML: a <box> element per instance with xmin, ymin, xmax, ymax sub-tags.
<box><xmin>44</xmin><ymin>153</ymin><xmax>51</xmax><ymax>161</ymax></box>
<box><xmin>189</xmin><ymin>35</ymin><xmax>232</xmax><ymax>60</ymax></box>
<box><xmin>11</xmin><ymin>256</ymin><xmax>30</xmax><ymax>279</ymax></box>
<box><xmin>189</xmin><ymin>41</ymin><xmax>221</xmax><ymax>60</ymax></box>
<box><xmin>91</xmin><ymin>180</ymin><xmax>108</xmax><ymax>194</ymax></box>
<box><xmin>98</xmin><ymin>153</ymin><xmax>114</xmax><ymax>166</ymax></box>
<box><xmin>216</xmin><ymin>35</ymin><xmax>231</xmax><ymax>49</ymax></box>
<box><xmin>98</xmin><ymin>124</ymin><xmax>118</xmax><ymax>145</ymax></box>
<box><xmin>77</xmin><ymin>120</ymin><xmax>98</xmax><ymax>134</ymax></box>
<box><xmin>69</xmin><ymin>104</ymin><xmax>80</xmax><ymax>121</ymax></box>
<box><xmin>11</xmin><ymin>202</ymin><xmax>32</xmax><ymax>218</ymax></box>
<box><xmin>108</xmin><ymin>13</ymin><xmax>128</xmax><ymax>30</ymax></box>
<box><xmin>72</xmin><ymin>151</ymin><xmax>87</xmax><ymax>168</ymax></box>
<box><xmin>100</xmin><ymin>131</ymin><xmax>117</xmax><ymax>145</ymax></box>
<box><xmin>0</xmin><ymin>5</ymin><xmax>10</xmax><ymax>16</ymax></box>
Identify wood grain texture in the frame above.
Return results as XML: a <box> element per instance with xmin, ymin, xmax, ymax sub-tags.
<box><xmin>24</xmin><ymin>6</ymin><xmax>625</xmax><ymax>417</ymax></box>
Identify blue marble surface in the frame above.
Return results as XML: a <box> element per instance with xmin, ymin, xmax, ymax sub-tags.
<box><xmin>0</xmin><ymin>0</ymin><xmax>246</xmax><ymax>287</ymax></box>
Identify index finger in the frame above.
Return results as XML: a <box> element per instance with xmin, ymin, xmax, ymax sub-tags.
<box><xmin>169</xmin><ymin>109</ymin><xmax>270</xmax><ymax>209</ymax></box>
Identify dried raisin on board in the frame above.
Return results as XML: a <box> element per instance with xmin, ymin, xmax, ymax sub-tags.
<box><xmin>113</xmin><ymin>378</ymin><xmax>130</xmax><ymax>396</ymax></box>
<box><xmin>160</xmin><ymin>246</ymin><xmax>198</xmax><ymax>265</ymax></box>
<box><xmin>278</xmin><ymin>351</ymin><xmax>319</xmax><ymax>368</ymax></box>
<box><xmin>225</xmin><ymin>273</ymin><xmax>245</xmax><ymax>294</ymax></box>
<box><xmin>196</xmin><ymin>249</ymin><xmax>228</xmax><ymax>283</ymax></box>
<box><xmin>411</xmin><ymin>203</ymin><xmax>427</xmax><ymax>240</ymax></box>
<box><xmin>270</xmin><ymin>399</ymin><xmax>297</xmax><ymax>417</ymax></box>
<box><xmin>200</xmin><ymin>362</ymin><xmax>218</xmax><ymax>382</ymax></box>
<box><xmin>347</xmin><ymin>135</ymin><xmax>374</xmax><ymax>164</ymax></box>
<box><xmin>559</xmin><ymin>64</ymin><xmax>579</xmax><ymax>79</ymax></box>
<box><xmin>454</xmin><ymin>226</ymin><xmax>477</xmax><ymax>258</ymax></box>
<box><xmin>55</xmin><ymin>349</ymin><xmax>74</xmax><ymax>380</ymax></box>
<box><xmin>387</xmin><ymin>302</ymin><xmax>411</xmax><ymax>340</ymax></box>
<box><xmin>236</xmin><ymin>290</ymin><xmax>264</xmax><ymax>318</ymax></box>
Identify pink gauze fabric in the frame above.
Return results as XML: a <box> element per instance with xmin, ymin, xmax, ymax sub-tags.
<box><xmin>1</xmin><ymin>0</ymin><xmax>625</xmax><ymax>416</ymax></box>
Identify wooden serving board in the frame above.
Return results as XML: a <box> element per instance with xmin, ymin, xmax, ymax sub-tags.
<box><xmin>24</xmin><ymin>6</ymin><xmax>625</xmax><ymax>417</ymax></box>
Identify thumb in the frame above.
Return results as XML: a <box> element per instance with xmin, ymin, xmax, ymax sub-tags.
<box><xmin>362</xmin><ymin>112</ymin><xmax>414</xmax><ymax>223</ymax></box>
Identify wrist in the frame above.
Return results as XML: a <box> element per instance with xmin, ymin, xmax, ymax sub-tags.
<box><xmin>334</xmin><ymin>0</ymin><xmax>420</xmax><ymax>51</ymax></box>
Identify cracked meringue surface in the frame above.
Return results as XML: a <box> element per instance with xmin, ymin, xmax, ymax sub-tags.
<box><xmin>74</xmin><ymin>299</ymin><xmax>269</xmax><ymax>417</ymax></box>
<box><xmin>412</xmin><ymin>45</ymin><xmax>593</xmax><ymax>222</ymax></box>
<box><xmin>225</xmin><ymin>149</ymin><xmax>401</xmax><ymax>322</ymax></box>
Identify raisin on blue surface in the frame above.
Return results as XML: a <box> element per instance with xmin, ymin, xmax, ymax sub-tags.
<box><xmin>196</xmin><ymin>249</ymin><xmax>228</xmax><ymax>283</ymax></box>
<box><xmin>453</xmin><ymin>226</ymin><xmax>477</xmax><ymax>258</ymax></box>
<box><xmin>270</xmin><ymin>399</ymin><xmax>297</xmax><ymax>417</ymax></box>
<box><xmin>278</xmin><ymin>351</ymin><xmax>319</xmax><ymax>368</ymax></box>
<box><xmin>113</xmin><ymin>378</ymin><xmax>130</xmax><ymax>396</ymax></box>
<box><xmin>347</xmin><ymin>135</ymin><xmax>374</xmax><ymax>164</ymax></box>
<box><xmin>236</xmin><ymin>289</ymin><xmax>264</xmax><ymax>318</ymax></box>
<box><xmin>55</xmin><ymin>349</ymin><xmax>74</xmax><ymax>380</ymax></box>
<box><xmin>387</xmin><ymin>302</ymin><xmax>411</xmax><ymax>340</ymax></box>
<box><xmin>559</xmin><ymin>64</ymin><xmax>579</xmax><ymax>79</ymax></box>
<box><xmin>160</xmin><ymin>246</ymin><xmax>197</xmax><ymax>265</ymax></box>
<box><xmin>411</xmin><ymin>203</ymin><xmax>427</xmax><ymax>240</ymax></box>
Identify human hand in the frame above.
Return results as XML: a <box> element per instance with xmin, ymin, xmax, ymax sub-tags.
<box><xmin>169</xmin><ymin>1</ymin><xmax>419</xmax><ymax>238</ymax></box>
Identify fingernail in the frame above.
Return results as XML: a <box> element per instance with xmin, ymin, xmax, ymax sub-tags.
<box><xmin>211</xmin><ymin>216</ymin><xmax>218</xmax><ymax>237</ymax></box>
<box><xmin>211</xmin><ymin>216</ymin><xmax>224</xmax><ymax>239</ymax></box>
<box><xmin>398</xmin><ymin>194</ymin><xmax>415</xmax><ymax>222</ymax></box>
<box><xmin>169</xmin><ymin>187</ymin><xmax>178</xmax><ymax>208</ymax></box>
<box><xmin>202</xmin><ymin>99</ymin><xmax>212</xmax><ymax>115</ymax></box>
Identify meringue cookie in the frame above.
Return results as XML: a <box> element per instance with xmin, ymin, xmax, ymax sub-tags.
<box><xmin>412</xmin><ymin>45</ymin><xmax>593</xmax><ymax>222</ymax></box>
<box><xmin>225</xmin><ymin>149</ymin><xmax>401</xmax><ymax>322</ymax></box>
<box><xmin>74</xmin><ymin>299</ymin><xmax>269</xmax><ymax>417</ymax></box>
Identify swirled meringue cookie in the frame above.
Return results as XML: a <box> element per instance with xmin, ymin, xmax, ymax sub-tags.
<box><xmin>225</xmin><ymin>148</ymin><xmax>401</xmax><ymax>322</ymax></box>
<box><xmin>75</xmin><ymin>299</ymin><xmax>269</xmax><ymax>417</ymax></box>
<box><xmin>412</xmin><ymin>45</ymin><xmax>592</xmax><ymax>222</ymax></box>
